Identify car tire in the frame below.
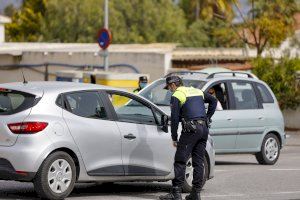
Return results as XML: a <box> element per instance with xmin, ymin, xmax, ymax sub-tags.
<box><xmin>182</xmin><ymin>156</ymin><xmax>208</xmax><ymax>193</ymax></box>
<box><xmin>255</xmin><ymin>133</ymin><xmax>280</xmax><ymax>165</ymax></box>
<box><xmin>33</xmin><ymin>151</ymin><xmax>76</xmax><ymax>200</ymax></box>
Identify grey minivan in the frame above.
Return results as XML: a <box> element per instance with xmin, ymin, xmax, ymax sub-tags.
<box><xmin>0</xmin><ymin>82</ymin><xmax>215</xmax><ymax>199</ymax></box>
<box><xmin>139</xmin><ymin>71</ymin><xmax>286</xmax><ymax>165</ymax></box>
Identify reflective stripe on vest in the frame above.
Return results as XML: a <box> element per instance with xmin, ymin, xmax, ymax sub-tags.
<box><xmin>172</xmin><ymin>86</ymin><xmax>204</xmax><ymax>106</ymax></box>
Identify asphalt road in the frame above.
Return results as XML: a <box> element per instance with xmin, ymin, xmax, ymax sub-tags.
<box><xmin>0</xmin><ymin>133</ymin><xmax>299</xmax><ymax>200</ymax></box>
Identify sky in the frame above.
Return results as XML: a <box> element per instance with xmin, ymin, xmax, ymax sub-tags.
<box><xmin>233</xmin><ymin>0</ymin><xmax>251</xmax><ymax>23</ymax></box>
<box><xmin>0</xmin><ymin>0</ymin><xmax>22</xmax><ymax>15</ymax></box>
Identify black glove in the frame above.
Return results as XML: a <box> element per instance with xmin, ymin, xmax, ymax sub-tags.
<box><xmin>207</xmin><ymin>118</ymin><xmax>212</xmax><ymax>128</ymax></box>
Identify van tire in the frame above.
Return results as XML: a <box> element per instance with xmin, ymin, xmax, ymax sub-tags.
<box><xmin>255</xmin><ymin>133</ymin><xmax>280</xmax><ymax>165</ymax></box>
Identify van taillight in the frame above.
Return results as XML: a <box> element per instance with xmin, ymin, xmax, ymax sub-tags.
<box><xmin>8</xmin><ymin>122</ymin><xmax>48</xmax><ymax>134</ymax></box>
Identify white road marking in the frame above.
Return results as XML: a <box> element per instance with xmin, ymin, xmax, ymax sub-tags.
<box><xmin>201</xmin><ymin>191</ymin><xmax>300</xmax><ymax>199</ymax></box>
<box><xmin>203</xmin><ymin>194</ymin><xmax>245</xmax><ymax>198</ymax></box>
<box><xmin>269</xmin><ymin>168</ymin><xmax>300</xmax><ymax>171</ymax></box>
<box><xmin>214</xmin><ymin>169</ymin><xmax>229</xmax><ymax>172</ymax></box>
<box><xmin>273</xmin><ymin>191</ymin><xmax>300</xmax><ymax>194</ymax></box>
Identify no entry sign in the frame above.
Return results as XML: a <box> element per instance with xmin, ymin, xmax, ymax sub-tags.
<box><xmin>97</xmin><ymin>28</ymin><xmax>112</xmax><ymax>50</ymax></box>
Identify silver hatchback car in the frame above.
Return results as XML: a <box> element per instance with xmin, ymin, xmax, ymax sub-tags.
<box><xmin>139</xmin><ymin>71</ymin><xmax>286</xmax><ymax>165</ymax></box>
<box><xmin>0</xmin><ymin>82</ymin><xmax>215</xmax><ymax>200</ymax></box>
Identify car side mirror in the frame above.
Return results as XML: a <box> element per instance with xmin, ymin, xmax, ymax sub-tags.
<box><xmin>161</xmin><ymin>115</ymin><xmax>169</xmax><ymax>133</ymax></box>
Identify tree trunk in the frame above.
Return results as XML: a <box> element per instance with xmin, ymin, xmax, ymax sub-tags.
<box><xmin>195</xmin><ymin>0</ymin><xmax>200</xmax><ymax>20</ymax></box>
<box><xmin>257</xmin><ymin>46</ymin><xmax>263</xmax><ymax>57</ymax></box>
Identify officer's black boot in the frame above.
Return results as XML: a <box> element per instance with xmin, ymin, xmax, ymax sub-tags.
<box><xmin>185</xmin><ymin>187</ymin><xmax>201</xmax><ymax>200</ymax></box>
<box><xmin>159</xmin><ymin>186</ymin><xmax>182</xmax><ymax>200</ymax></box>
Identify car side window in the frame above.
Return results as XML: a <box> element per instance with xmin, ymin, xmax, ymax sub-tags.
<box><xmin>256</xmin><ymin>83</ymin><xmax>274</xmax><ymax>103</ymax></box>
<box><xmin>207</xmin><ymin>82</ymin><xmax>229</xmax><ymax>110</ymax></box>
<box><xmin>231</xmin><ymin>82</ymin><xmax>259</xmax><ymax>109</ymax></box>
<box><xmin>64</xmin><ymin>91</ymin><xmax>108</xmax><ymax>119</ymax></box>
<box><xmin>153</xmin><ymin>109</ymin><xmax>164</xmax><ymax>126</ymax></box>
<box><xmin>107</xmin><ymin>92</ymin><xmax>156</xmax><ymax>125</ymax></box>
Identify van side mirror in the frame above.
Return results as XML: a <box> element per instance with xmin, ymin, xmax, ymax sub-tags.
<box><xmin>161</xmin><ymin>115</ymin><xmax>169</xmax><ymax>133</ymax></box>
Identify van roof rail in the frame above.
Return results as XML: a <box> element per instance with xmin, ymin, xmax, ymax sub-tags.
<box><xmin>164</xmin><ymin>71</ymin><xmax>208</xmax><ymax>78</ymax></box>
<box><xmin>206</xmin><ymin>71</ymin><xmax>257</xmax><ymax>79</ymax></box>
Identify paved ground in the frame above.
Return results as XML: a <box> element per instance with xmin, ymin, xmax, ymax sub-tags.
<box><xmin>0</xmin><ymin>133</ymin><xmax>299</xmax><ymax>200</ymax></box>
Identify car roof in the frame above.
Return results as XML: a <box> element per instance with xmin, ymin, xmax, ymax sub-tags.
<box><xmin>155</xmin><ymin>74</ymin><xmax>266</xmax><ymax>87</ymax></box>
<box><xmin>0</xmin><ymin>81</ymin><xmax>123</xmax><ymax>96</ymax></box>
<box><xmin>0</xmin><ymin>81</ymin><xmax>167</xmax><ymax>113</ymax></box>
<box><xmin>162</xmin><ymin>71</ymin><xmax>260</xmax><ymax>83</ymax></box>
<box><xmin>205</xmin><ymin>76</ymin><xmax>260</xmax><ymax>82</ymax></box>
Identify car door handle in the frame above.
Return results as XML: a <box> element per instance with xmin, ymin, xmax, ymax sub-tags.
<box><xmin>227</xmin><ymin>118</ymin><xmax>233</xmax><ymax>121</ymax></box>
<box><xmin>124</xmin><ymin>134</ymin><xmax>136</xmax><ymax>140</ymax></box>
<box><xmin>258</xmin><ymin>117</ymin><xmax>264</xmax><ymax>120</ymax></box>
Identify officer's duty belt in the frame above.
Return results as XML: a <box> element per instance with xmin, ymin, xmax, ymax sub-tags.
<box><xmin>193</xmin><ymin>119</ymin><xmax>206</xmax><ymax>126</ymax></box>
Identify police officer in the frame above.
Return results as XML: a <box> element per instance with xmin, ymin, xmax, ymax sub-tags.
<box><xmin>159</xmin><ymin>76</ymin><xmax>217</xmax><ymax>200</ymax></box>
<box><xmin>133</xmin><ymin>76</ymin><xmax>148</xmax><ymax>93</ymax></box>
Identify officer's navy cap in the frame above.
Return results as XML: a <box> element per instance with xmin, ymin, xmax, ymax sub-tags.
<box><xmin>139</xmin><ymin>76</ymin><xmax>148</xmax><ymax>82</ymax></box>
<box><xmin>164</xmin><ymin>76</ymin><xmax>182</xmax><ymax>89</ymax></box>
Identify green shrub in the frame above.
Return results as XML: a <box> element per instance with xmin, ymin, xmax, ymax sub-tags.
<box><xmin>252</xmin><ymin>57</ymin><xmax>300</xmax><ymax>109</ymax></box>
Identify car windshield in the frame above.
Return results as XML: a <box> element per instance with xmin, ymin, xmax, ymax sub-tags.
<box><xmin>139</xmin><ymin>79</ymin><xmax>206</xmax><ymax>106</ymax></box>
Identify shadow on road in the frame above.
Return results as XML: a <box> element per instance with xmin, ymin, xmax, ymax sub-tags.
<box><xmin>70</xmin><ymin>182</ymin><xmax>170</xmax><ymax>199</ymax></box>
<box><xmin>216</xmin><ymin>161</ymin><xmax>258</xmax><ymax>165</ymax></box>
<box><xmin>0</xmin><ymin>182</ymin><xmax>172</xmax><ymax>199</ymax></box>
<box><xmin>0</xmin><ymin>183</ymin><xmax>39</xmax><ymax>199</ymax></box>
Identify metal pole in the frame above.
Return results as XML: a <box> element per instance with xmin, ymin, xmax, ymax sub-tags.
<box><xmin>104</xmin><ymin>0</ymin><xmax>109</xmax><ymax>71</ymax></box>
<box><xmin>45</xmin><ymin>63</ymin><xmax>49</xmax><ymax>81</ymax></box>
<box><xmin>104</xmin><ymin>0</ymin><xmax>108</xmax><ymax>29</ymax></box>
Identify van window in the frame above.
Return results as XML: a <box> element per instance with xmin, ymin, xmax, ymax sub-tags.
<box><xmin>231</xmin><ymin>82</ymin><xmax>259</xmax><ymax>109</ymax></box>
<box><xmin>207</xmin><ymin>82</ymin><xmax>229</xmax><ymax>110</ymax></box>
<box><xmin>139</xmin><ymin>79</ymin><xmax>206</xmax><ymax>106</ymax></box>
<box><xmin>256</xmin><ymin>83</ymin><xmax>274</xmax><ymax>103</ymax></box>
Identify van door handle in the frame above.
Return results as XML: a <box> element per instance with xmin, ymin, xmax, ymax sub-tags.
<box><xmin>227</xmin><ymin>118</ymin><xmax>232</xmax><ymax>121</ymax></box>
<box><xmin>124</xmin><ymin>134</ymin><xmax>136</xmax><ymax>140</ymax></box>
<box><xmin>258</xmin><ymin>117</ymin><xmax>264</xmax><ymax>120</ymax></box>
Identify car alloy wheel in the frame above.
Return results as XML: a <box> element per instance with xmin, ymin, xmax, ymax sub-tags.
<box><xmin>255</xmin><ymin>133</ymin><xmax>280</xmax><ymax>165</ymax></box>
<box><xmin>264</xmin><ymin>137</ymin><xmax>279</xmax><ymax>162</ymax></box>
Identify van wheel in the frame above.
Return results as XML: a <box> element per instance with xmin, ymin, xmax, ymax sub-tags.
<box><xmin>33</xmin><ymin>151</ymin><xmax>76</xmax><ymax>200</ymax></box>
<box><xmin>182</xmin><ymin>156</ymin><xmax>208</xmax><ymax>193</ymax></box>
<box><xmin>255</xmin><ymin>133</ymin><xmax>280</xmax><ymax>165</ymax></box>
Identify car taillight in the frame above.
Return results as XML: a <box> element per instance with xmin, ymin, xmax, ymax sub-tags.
<box><xmin>0</xmin><ymin>88</ymin><xmax>11</xmax><ymax>92</ymax></box>
<box><xmin>8</xmin><ymin>122</ymin><xmax>48</xmax><ymax>134</ymax></box>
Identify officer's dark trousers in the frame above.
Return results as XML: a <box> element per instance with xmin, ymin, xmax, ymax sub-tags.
<box><xmin>172</xmin><ymin>123</ymin><xmax>209</xmax><ymax>189</ymax></box>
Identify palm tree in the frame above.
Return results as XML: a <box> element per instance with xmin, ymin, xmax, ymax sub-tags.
<box><xmin>179</xmin><ymin>0</ymin><xmax>237</xmax><ymax>24</ymax></box>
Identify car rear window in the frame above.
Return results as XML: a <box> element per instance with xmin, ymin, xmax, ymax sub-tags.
<box><xmin>0</xmin><ymin>88</ymin><xmax>36</xmax><ymax>115</ymax></box>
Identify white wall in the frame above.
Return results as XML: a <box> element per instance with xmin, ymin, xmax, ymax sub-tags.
<box><xmin>283</xmin><ymin>107</ymin><xmax>300</xmax><ymax>129</ymax></box>
<box><xmin>0</xmin><ymin>24</ymin><xmax>4</xmax><ymax>43</ymax></box>
<box><xmin>0</xmin><ymin>51</ymin><xmax>169</xmax><ymax>83</ymax></box>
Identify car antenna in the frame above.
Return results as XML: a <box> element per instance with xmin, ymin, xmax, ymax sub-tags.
<box><xmin>21</xmin><ymin>67</ymin><xmax>28</xmax><ymax>84</ymax></box>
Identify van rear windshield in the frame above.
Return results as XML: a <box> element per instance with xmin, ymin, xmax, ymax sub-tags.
<box><xmin>0</xmin><ymin>89</ymin><xmax>36</xmax><ymax>115</ymax></box>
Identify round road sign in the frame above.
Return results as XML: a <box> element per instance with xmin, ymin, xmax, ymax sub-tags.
<box><xmin>97</xmin><ymin>28</ymin><xmax>112</xmax><ymax>50</ymax></box>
